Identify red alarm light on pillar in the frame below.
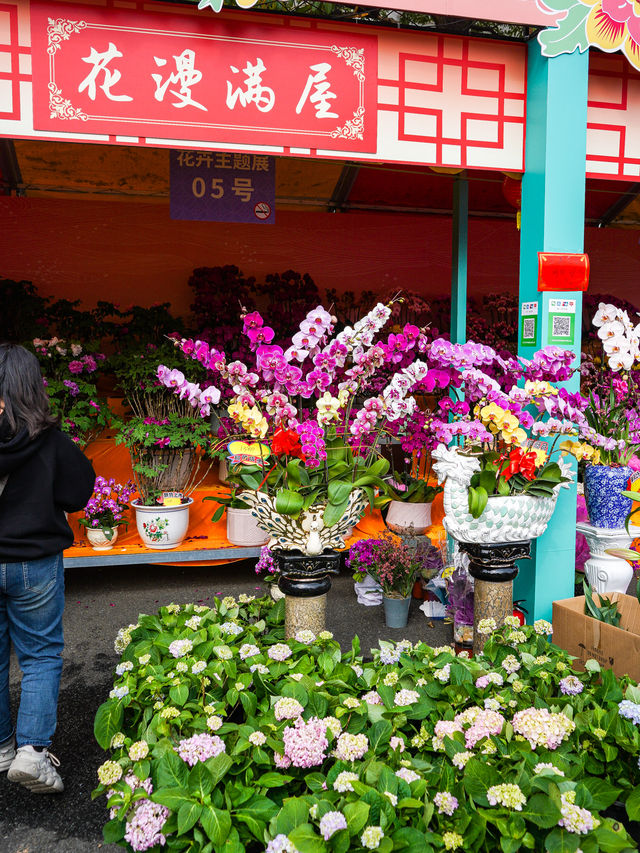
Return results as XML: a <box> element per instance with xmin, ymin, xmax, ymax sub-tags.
<box><xmin>538</xmin><ymin>253</ymin><xmax>590</xmax><ymax>292</ymax></box>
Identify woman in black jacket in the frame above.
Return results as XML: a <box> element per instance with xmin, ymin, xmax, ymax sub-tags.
<box><xmin>0</xmin><ymin>343</ymin><xmax>95</xmax><ymax>793</ymax></box>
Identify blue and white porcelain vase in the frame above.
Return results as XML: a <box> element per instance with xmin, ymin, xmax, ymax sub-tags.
<box><xmin>584</xmin><ymin>464</ymin><xmax>633</xmax><ymax>529</ymax></box>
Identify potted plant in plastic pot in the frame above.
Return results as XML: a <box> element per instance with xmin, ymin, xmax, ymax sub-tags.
<box><xmin>384</xmin><ymin>468</ymin><xmax>442</xmax><ymax>534</ymax></box>
<box><xmin>78</xmin><ymin>475</ymin><xmax>136</xmax><ymax>550</ymax></box>
<box><xmin>348</xmin><ymin>534</ymin><xmax>420</xmax><ymax>628</ymax></box>
<box><xmin>116</xmin><ymin>413</ymin><xmax>216</xmax><ymax>550</ymax></box>
<box><xmin>581</xmin><ymin>301</ymin><xmax>640</xmax><ymax>528</ymax></box>
<box><xmin>206</xmin><ymin>482</ymin><xmax>269</xmax><ymax>547</ymax></box>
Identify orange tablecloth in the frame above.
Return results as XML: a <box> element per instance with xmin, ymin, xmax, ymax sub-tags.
<box><xmin>65</xmin><ymin>437</ymin><xmax>447</xmax><ymax>563</ymax></box>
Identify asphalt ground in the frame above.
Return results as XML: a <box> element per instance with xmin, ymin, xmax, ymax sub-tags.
<box><xmin>0</xmin><ymin>559</ymin><xmax>451</xmax><ymax>853</ymax></box>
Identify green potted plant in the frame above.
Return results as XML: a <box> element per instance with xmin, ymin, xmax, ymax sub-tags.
<box><xmin>115</xmin><ymin>414</ymin><xmax>214</xmax><ymax>550</ymax></box>
<box><xmin>78</xmin><ymin>476</ymin><xmax>136</xmax><ymax>550</ymax></box>
<box><xmin>206</xmin><ymin>480</ymin><xmax>269</xmax><ymax>547</ymax></box>
<box><xmin>30</xmin><ymin>336</ymin><xmax>112</xmax><ymax>447</ymax></box>
<box><xmin>384</xmin><ymin>468</ymin><xmax>443</xmax><ymax>534</ymax></box>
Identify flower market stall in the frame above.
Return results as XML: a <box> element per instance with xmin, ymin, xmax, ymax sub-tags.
<box><xmin>4</xmin><ymin>1</ymin><xmax>640</xmax><ymax>850</ymax></box>
<box><xmin>2</xmin><ymin>0</ymin><xmax>640</xmax><ymax>624</ymax></box>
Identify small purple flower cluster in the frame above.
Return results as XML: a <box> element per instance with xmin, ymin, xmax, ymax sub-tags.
<box><xmin>348</xmin><ymin>535</ymin><xmax>417</xmax><ymax>598</ymax></box>
<box><xmin>124</xmin><ymin>799</ymin><xmax>169</xmax><ymax>852</ymax></box>
<box><xmin>68</xmin><ymin>353</ymin><xmax>102</xmax><ymax>375</ymax></box>
<box><xmin>559</xmin><ymin>675</ymin><xmax>584</xmax><ymax>696</ymax></box>
<box><xmin>255</xmin><ymin>545</ymin><xmax>277</xmax><ymax>576</ymax></box>
<box><xmin>82</xmin><ymin>476</ymin><xmax>136</xmax><ymax>529</ymax></box>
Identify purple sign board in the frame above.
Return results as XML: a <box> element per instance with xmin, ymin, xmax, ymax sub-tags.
<box><xmin>170</xmin><ymin>150</ymin><xmax>275</xmax><ymax>224</ymax></box>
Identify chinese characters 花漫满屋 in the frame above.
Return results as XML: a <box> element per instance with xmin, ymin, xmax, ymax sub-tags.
<box><xmin>78</xmin><ymin>45</ymin><xmax>339</xmax><ymax>119</ymax></box>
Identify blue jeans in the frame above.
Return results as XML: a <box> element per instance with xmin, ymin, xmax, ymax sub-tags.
<box><xmin>0</xmin><ymin>553</ymin><xmax>65</xmax><ymax>748</ymax></box>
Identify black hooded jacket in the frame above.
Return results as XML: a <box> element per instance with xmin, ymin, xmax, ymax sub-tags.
<box><xmin>0</xmin><ymin>421</ymin><xmax>95</xmax><ymax>561</ymax></box>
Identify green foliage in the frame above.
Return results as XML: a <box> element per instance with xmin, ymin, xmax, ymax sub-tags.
<box><xmin>27</xmin><ymin>337</ymin><xmax>112</xmax><ymax>446</ymax></box>
<box><xmin>538</xmin><ymin>3</ymin><xmax>590</xmax><ymax>58</ymax></box>
<box><xmin>223</xmin><ymin>426</ymin><xmax>391</xmax><ymax>524</ymax></box>
<box><xmin>467</xmin><ymin>454</ymin><xmax>568</xmax><ymax>519</ymax></box>
<box><xmin>95</xmin><ymin>600</ymin><xmax>640</xmax><ymax>853</ymax></box>
<box><xmin>385</xmin><ymin>470</ymin><xmax>442</xmax><ymax>504</ymax></box>
<box><xmin>583</xmin><ymin>582</ymin><xmax>622</xmax><ymax>627</ymax></box>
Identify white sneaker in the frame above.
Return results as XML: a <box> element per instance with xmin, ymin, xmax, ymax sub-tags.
<box><xmin>7</xmin><ymin>745</ymin><xmax>64</xmax><ymax>793</ymax></box>
<box><xmin>0</xmin><ymin>736</ymin><xmax>15</xmax><ymax>771</ymax></box>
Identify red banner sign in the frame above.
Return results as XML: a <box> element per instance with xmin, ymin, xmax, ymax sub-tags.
<box><xmin>30</xmin><ymin>2</ymin><xmax>377</xmax><ymax>153</ymax></box>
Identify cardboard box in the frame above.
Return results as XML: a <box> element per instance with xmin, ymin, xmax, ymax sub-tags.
<box><xmin>552</xmin><ymin>593</ymin><xmax>640</xmax><ymax>683</ymax></box>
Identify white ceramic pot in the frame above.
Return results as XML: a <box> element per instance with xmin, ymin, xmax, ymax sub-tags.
<box><xmin>133</xmin><ymin>498</ymin><xmax>193</xmax><ymax>550</ymax></box>
<box><xmin>386</xmin><ymin>500</ymin><xmax>432</xmax><ymax>534</ymax></box>
<box><xmin>432</xmin><ymin>445</ymin><xmax>566</xmax><ymax>545</ymax></box>
<box><xmin>86</xmin><ymin>527</ymin><xmax>118</xmax><ymax>551</ymax></box>
<box><xmin>226</xmin><ymin>507</ymin><xmax>269</xmax><ymax>547</ymax></box>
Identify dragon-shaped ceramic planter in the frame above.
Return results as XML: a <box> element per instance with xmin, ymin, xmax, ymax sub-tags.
<box><xmin>432</xmin><ymin>444</ymin><xmax>570</xmax><ymax>544</ymax></box>
<box><xmin>240</xmin><ymin>488</ymin><xmax>368</xmax><ymax>555</ymax></box>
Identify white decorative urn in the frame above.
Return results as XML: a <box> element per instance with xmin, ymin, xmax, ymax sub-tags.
<box><xmin>432</xmin><ymin>444</ymin><xmax>569</xmax><ymax>544</ymax></box>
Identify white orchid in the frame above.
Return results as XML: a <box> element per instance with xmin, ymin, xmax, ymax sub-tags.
<box><xmin>603</xmin><ymin>335</ymin><xmax>630</xmax><ymax>356</ymax></box>
<box><xmin>592</xmin><ymin>302</ymin><xmax>621</xmax><ymax>327</ymax></box>
<box><xmin>609</xmin><ymin>352</ymin><xmax>634</xmax><ymax>371</ymax></box>
<box><xmin>597</xmin><ymin>319</ymin><xmax>625</xmax><ymax>341</ymax></box>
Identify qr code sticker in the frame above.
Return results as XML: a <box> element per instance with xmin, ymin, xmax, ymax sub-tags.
<box><xmin>522</xmin><ymin>318</ymin><xmax>536</xmax><ymax>340</ymax></box>
<box><xmin>552</xmin><ymin>316</ymin><xmax>571</xmax><ymax>338</ymax></box>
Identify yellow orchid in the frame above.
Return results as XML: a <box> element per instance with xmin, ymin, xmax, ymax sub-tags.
<box><xmin>502</xmin><ymin>427</ymin><xmax>528</xmax><ymax>446</ymax></box>
<box><xmin>531</xmin><ymin>447</ymin><xmax>548</xmax><ymax>467</ymax></box>
<box><xmin>498</xmin><ymin>412</ymin><xmax>519</xmax><ymax>434</ymax></box>
<box><xmin>524</xmin><ymin>380</ymin><xmax>557</xmax><ymax>397</ymax></box>
<box><xmin>559</xmin><ymin>440</ymin><xmax>599</xmax><ymax>463</ymax></box>
<box><xmin>479</xmin><ymin>402</ymin><xmax>507</xmax><ymax>424</ymax></box>
<box><xmin>241</xmin><ymin>406</ymin><xmax>269</xmax><ymax>439</ymax></box>
<box><xmin>228</xmin><ymin>401</ymin><xmax>248</xmax><ymax>422</ymax></box>
<box><xmin>337</xmin><ymin>389</ymin><xmax>350</xmax><ymax>408</ymax></box>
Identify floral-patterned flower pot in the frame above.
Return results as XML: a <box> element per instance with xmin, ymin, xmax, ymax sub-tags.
<box><xmin>86</xmin><ymin>527</ymin><xmax>118</xmax><ymax>551</ymax></box>
<box><xmin>132</xmin><ymin>498</ymin><xmax>193</xmax><ymax>550</ymax></box>
<box><xmin>226</xmin><ymin>507</ymin><xmax>269</xmax><ymax>547</ymax></box>
<box><xmin>584</xmin><ymin>464</ymin><xmax>633</xmax><ymax>529</ymax></box>
<box><xmin>385</xmin><ymin>500</ymin><xmax>432</xmax><ymax>535</ymax></box>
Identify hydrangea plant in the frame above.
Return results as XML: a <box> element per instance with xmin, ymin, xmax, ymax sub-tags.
<box><xmin>94</xmin><ymin>598</ymin><xmax>640</xmax><ymax>852</ymax></box>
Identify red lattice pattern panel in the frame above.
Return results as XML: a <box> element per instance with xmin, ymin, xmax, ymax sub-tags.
<box><xmin>0</xmin><ymin>2</ymin><xmax>30</xmax><ymax>121</ymax></box>
<box><xmin>587</xmin><ymin>53</ymin><xmax>640</xmax><ymax>182</ymax></box>
<box><xmin>378</xmin><ymin>33</ymin><xmax>526</xmax><ymax>170</ymax></box>
<box><xmin>0</xmin><ymin>0</ymin><xmax>527</xmax><ymax>172</ymax></box>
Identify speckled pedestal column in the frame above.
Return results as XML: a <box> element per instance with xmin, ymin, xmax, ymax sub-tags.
<box><xmin>274</xmin><ymin>549</ymin><xmax>341</xmax><ymax>641</ymax></box>
<box><xmin>473</xmin><ymin>580</ymin><xmax>513</xmax><ymax>655</ymax></box>
<box><xmin>458</xmin><ymin>540</ymin><xmax>531</xmax><ymax>656</ymax></box>
<box><xmin>284</xmin><ymin>592</ymin><xmax>327</xmax><ymax>639</ymax></box>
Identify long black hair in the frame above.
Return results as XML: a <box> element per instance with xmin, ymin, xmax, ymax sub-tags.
<box><xmin>0</xmin><ymin>343</ymin><xmax>58</xmax><ymax>438</ymax></box>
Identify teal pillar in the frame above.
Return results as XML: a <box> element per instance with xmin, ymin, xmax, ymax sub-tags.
<box><xmin>450</xmin><ymin>177</ymin><xmax>468</xmax><ymax>344</ymax></box>
<box><xmin>514</xmin><ymin>44</ymin><xmax>589</xmax><ymax>621</ymax></box>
